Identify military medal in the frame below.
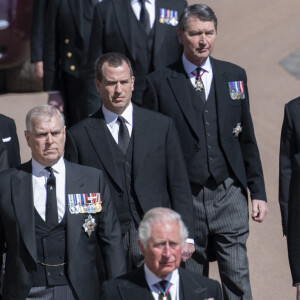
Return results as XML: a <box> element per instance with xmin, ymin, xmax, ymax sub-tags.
<box><xmin>68</xmin><ymin>193</ymin><xmax>102</xmax><ymax>214</ymax></box>
<box><xmin>192</xmin><ymin>69</ymin><xmax>206</xmax><ymax>92</ymax></box>
<box><xmin>83</xmin><ymin>214</ymin><xmax>96</xmax><ymax>237</ymax></box>
<box><xmin>159</xmin><ymin>8</ymin><xmax>165</xmax><ymax>23</ymax></box>
<box><xmin>232</xmin><ymin>123</ymin><xmax>243</xmax><ymax>137</ymax></box>
<box><xmin>170</xmin><ymin>10</ymin><xmax>178</xmax><ymax>26</ymax></box>
<box><xmin>228</xmin><ymin>81</ymin><xmax>245</xmax><ymax>100</ymax></box>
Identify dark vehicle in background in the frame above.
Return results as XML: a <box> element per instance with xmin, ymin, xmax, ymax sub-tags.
<box><xmin>0</xmin><ymin>0</ymin><xmax>40</xmax><ymax>93</ymax></box>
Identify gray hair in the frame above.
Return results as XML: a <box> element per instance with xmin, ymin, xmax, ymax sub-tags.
<box><xmin>25</xmin><ymin>104</ymin><xmax>65</xmax><ymax>132</ymax></box>
<box><xmin>138</xmin><ymin>207</ymin><xmax>188</xmax><ymax>249</ymax></box>
<box><xmin>178</xmin><ymin>4</ymin><xmax>218</xmax><ymax>32</ymax></box>
<box><xmin>95</xmin><ymin>52</ymin><xmax>133</xmax><ymax>82</ymax></box>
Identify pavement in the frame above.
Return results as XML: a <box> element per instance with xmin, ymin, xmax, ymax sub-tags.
<box><xmin>0</xmin><ymin>0</ymin><xmax>299</xmax><ymax>298</ymax></box>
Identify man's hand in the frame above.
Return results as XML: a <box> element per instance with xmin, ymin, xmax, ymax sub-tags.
<box><xmin>251</xmin><ymin>199</ymin><xmax>268</xmax><ymax>222</ymax></box>
<box><xmin>181</xmin><ymin>242</ymin><xmax>195</xmax><ymax>262</ymax></box>
<box><xmin>34</xmin><ymin>61</ymin><xmax>44</xmax><ymax>81</ymax></box>
<box><xmin>48</xmin><ymin>92</ymin><xmax>64</xmax><ymax>113</ymax></box>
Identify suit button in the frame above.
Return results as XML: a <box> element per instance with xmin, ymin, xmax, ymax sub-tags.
<box><xmin>205</xmin><ymin>121</ymin><xmax>209</xmax><ymax>125</ymax></box>
<box><xmin>47</xmin><ymin>272</ymin><xmax>51</xmax><ymax>276</ymax></box>
<box><xmin>64</xmin><ymin>38</ymin><xmax>70</xmax><ymax>44</ymax></box>
<box><xmin>59</xmin><ymin>272</ymin><xmax>64</xmax><ymax>276</ymax></box>
<box><xmin>209</xmin><ymin>157</ymin><xmax>213</xmax><ymax>161</ymax></box>
<box><xmin>70</xmin><ymin>65</ymin><xmax>76</xmax><ymax>71</ymax></box>
<box><xmin>208</xmin><ymin>145</ymin><xmax>212</xmax><ymax>149</ymax></box>
<box><xmin>204</xmin><ymin>109</ymin><xmax>208</xmax><ymax>113</ymax></box>
<box><xmin>67</xmin><ymin>52</ymin><xmax>72</xmax><ymax>58</ymax></box>
<box><xmin>207</xmin><ymin>133</ymin><xmax>211</xmax><ymax>137</ymax></box>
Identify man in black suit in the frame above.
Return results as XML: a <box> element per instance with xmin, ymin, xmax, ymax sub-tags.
<box><xmin>143</xmin><ymin>4</ymin><xmax>268</xmax><ymax>299</ymax></box>
<box><xmin>0</xmin><ymin>113</ymin><xmax>20</xmax><ymax>169</ymax></box>
<box><xmin>65</xmin><ymin>52</ymin><xmax>195</xmax><ymax>272</ymax></box>
<box><xmin>0</xmin><ymin>104</ymin><xmax>126</xmax><ymax>299</ymax></box>
<box><xmin>43</xmin><ymin>0</ymin><xmax>100</xmax><ymax>126</ymax></box>
<box><xmin>279</xmin><ymin>97</ymin><xmax>300</xmax><ymax>299</ymax></box>
<box><xmin>85</xmin><ymin>0</ymin><xmax>187</xmax><ymax>109</ymax></box>
<box><xmin>101</xmin><ymin>207</ymin><xmax>222</xmax><ymax>300</ymax></box>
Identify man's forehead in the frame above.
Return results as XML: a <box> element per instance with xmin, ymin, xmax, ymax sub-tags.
<box><xmin>31</xmin><ymin>116</ymin><xmax>63</xmax><ymax>130</ymax></box>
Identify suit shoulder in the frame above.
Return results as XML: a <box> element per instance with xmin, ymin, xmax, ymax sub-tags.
<box><xmin>211</xmin><ymin>57</ymin><xmax>246</xmax><ymax>73</ymax></box>
<box><xmin>286</xmin><ymin>96</ymin><xmax>300</xmax><ymax>111</ymax></box>
<box><xmin>179</xmin><ymin>268</ymin><xmax>220</xmax><ymax>287</ymax></box>
<box><xmin>65</xmin><ymin>160</ymin><xmax>104</xmax><ymax>177</ymax></box>
<box><xmin>0</xmin><ymin>114</ymin><xmax>15</xmax><ymax>126</ymax></box>
<box><xmin>135</xmin><ymin>106</ymin><xmax>173</xmax><ymax>124</ymax></box>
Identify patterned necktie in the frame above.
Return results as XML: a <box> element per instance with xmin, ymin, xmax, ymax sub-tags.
<box><xmin>157</xmin><ymin>280</ymin><xmax>172</xmax><ymax>300</ymax></box>
<box><xmin>45</xmin><ymin>167</ymin><xmax>58</xmax><ymax>227</ymax></box>
<box><xmin>118</xmin><ymin>116</ymin><xmax>130</xmax><ymax>154</ymax></box>
<box><xmin>139</xmin><ymin>0</ymin><xmax>150</xmax><ymax>34</ymax></box>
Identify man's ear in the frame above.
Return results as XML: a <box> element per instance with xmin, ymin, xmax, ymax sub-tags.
<box><xmin>138</xmin><ymin>239</ymin><xmax>146</xmax><ymax>256</ymax></box>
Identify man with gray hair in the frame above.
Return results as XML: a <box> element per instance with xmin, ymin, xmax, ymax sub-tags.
<box><xmin>143</xmin><ymin>4</ymin><xmax>268</xmax><ymax>299</ymax></box>
<box><xmin>101</xmin><ymin>207</ymin><xmax>222</xmax><ymax>300</ymax></box>
<box><xmin>0</xmin><ymin>104</ymin><xmax>126</xmax><ymax>299</ymax></box>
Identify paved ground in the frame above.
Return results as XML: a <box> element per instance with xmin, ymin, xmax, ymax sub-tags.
<box><xmin>0</xmin><ymin>0</ymin><xmax>299</xmax><ymax>298</ymax></box>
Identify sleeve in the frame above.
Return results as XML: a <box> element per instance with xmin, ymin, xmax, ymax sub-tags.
<box><xmin>279</xmin><ymin>103</ymin><xmax>294</xmax><ymax>235</ymax></box>
<box><xmin>97</xmin><ymin>173</ymin><xmax>126</xmax><ymax>279</ymax></box>
<box><xmin>166</xmin><ymin>118</ymin><xmax>194</xmax><ymax>238</ymax></box>
<box><xmin>30</xmin><ymin>0</ymin><xmax>48</xmax><ymax>62</ymax></box>
<box><xmin>238</xmin><ymin>70</ymin><xmax>267</xmax><ymax>201</ymax></box>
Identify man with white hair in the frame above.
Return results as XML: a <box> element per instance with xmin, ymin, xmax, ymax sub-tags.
<box><xmin>101</xmin><ymin>207</ymin><xmax>222</xmax><ymax>300</ymax></box>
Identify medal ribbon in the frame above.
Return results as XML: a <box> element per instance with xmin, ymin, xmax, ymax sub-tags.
<box><xmin>156</xmin><ymin>281</ymin><xmax>172</xmax><ymax>295</ymax></box>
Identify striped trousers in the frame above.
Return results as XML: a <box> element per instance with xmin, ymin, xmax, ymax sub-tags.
<box><xmin>185</xmin><ymin>177</ymin><xmax>252</xmax><ymax>300</ymax></box>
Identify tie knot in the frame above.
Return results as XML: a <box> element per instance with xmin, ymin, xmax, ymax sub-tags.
<box><xmin>196</xmin><ymin>67</ymin><xmax>201</xmax><ymax>76</ymax></box>
<box><xmin>158</xmin><ymin>280</ymin><xmax>171</xmax><ymax>291</ymax></box>
<box><xmin>45</xmin><ymin>166</ymin><xmax>54</xmax><ymax>174</ymax></box>
<box><xmin>118</xmin><ymin>116</ymin><xmax>126</xmax><ymax>125</ymax></box>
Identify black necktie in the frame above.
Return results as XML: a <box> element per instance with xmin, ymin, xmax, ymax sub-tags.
<box><xmin>139</xmin><ymin>0</ymin><xmax>150</xmax><ymax>34</ymax></box>
<box><xmin>45</xmin><ymin>167</ymin><xmax>58</xmax><ymax>227</ymax></box>
<box><xmin>157</xmin><ymin>280</ymin><xmax>172</xmax><ymax>300</ymax></box>
<box><xmin>118</xmin><ymin>116</ymin><xmax>130</xmax><ymax>154</ymax></box>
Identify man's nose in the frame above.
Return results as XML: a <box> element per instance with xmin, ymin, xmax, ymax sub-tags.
<box><xmin>46</xmin><ymin>133</ymin><xmax>54</xmax><ymax>143</ymax></box>
<box><xmin>115</xmin><ymin>82</ymin><xmax>122</xmax><ymax>93</ymax></box>
<box><xmin>163</xmin><ymin>243</ymin><xmax>171</xmax><ymax>256</ymax></box>
<box><xmin>199</xmin><ymin>34</ymin><xmax>207</xmax><ymax>45</ymax></box>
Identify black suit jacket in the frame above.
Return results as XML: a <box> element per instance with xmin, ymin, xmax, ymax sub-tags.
<box><xmin>143</xmin><ymin>58</ymin><xmax>266</xmax><ymax>201</ymax></box>
<box><xmin>65</xmin><ymin>105</ymin><xmax>194</xmax><ymax>238</ymax></box>
<box><xmin>0</xmin><ymin>160</ymin><xmax>126</xmax><ymax>299</ymax></box>
<box><xmin>86</xmin><ymin>0</ymin><xmax>187</xmax><ymax>108</ymax></box>
<box><xmin>279</xmin><ymin>97</ymin><xmax>300</xmax><ymax>284</ymax></box>
<box><xmin>100</xmin><ymin>266</ymin><xmax>222</xmax><ymax>300</ymax></box>
<box><xmin>0</xmin><ymin>114</ymin><xmax>20</xmax><ymax>169</ymax></box>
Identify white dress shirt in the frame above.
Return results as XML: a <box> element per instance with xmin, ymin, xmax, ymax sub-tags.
<box><xmin>102</xmin><ymin>103</ymin><xmax>133</xmax><ymax>144</ymax></box>
<box><xmin>32</xmin><ymin>157</ymin><xmax>66</xmax><ymax>223</ymax></box>
<box><xmin>182</xmin><ymin>54</ymin><xmax>213</xmax><ymax>100</ymax></box>
<box><xmin>131</xmin><ymin>0</ymin><xmax>156</xmax><ymax>28</ymax></box>
<box><xmin>144</xmin><ymin>264</ymin><xmax>180</xmax><ymax>300</ymax></box>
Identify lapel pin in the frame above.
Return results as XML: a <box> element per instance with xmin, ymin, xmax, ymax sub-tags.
<box><xmin>232</xmin><ymin>123</ymin><xmax>242</xmax><ymax>137</ymax></box>
<box><xmin>83</xmin><ymin>214</ymin><xmax>96</xmax><ymax>237</ymax></box>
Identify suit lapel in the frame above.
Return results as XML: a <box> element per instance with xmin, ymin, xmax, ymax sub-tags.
<box><xmin>168</xmin><ymin>62</ymin><xmax>200</xmax><ymax>139</ymax></box>
<box><xmin>68</xmin><ymin>0</ymin><xmax>84</xmax><ymax>41</ymax></box>
<box><xmin>211</xmin><ymin>58</ymin><xmax>229</xmax><ymax>135</ymax></box>
<box><xmin>132</xmin><ymin>106</ymin><xmax>148</xmax><ymax>183</ymax></box>
<box><xmin>118</xmin><ymin>268</ymin><xmax>153</xmax><ymax>300</ymax></box>
<box><xmin>114</xmin><ymin>0</ymin><xmax>136</xmax><ymax>61</ymax></box>
<box><xmin>84</xmin><ymin>112</ymin><xmax>123</xmax><ymax>190</ymax></box>
<box><xmin>179</xmin><ymin>268</ymin><xmax>208</xmax><ymax>299</ymax></box>
<box><xmin>12</xmin><ymin>161</ymin><xmax>37</xmax><ymax>261</ymax></box>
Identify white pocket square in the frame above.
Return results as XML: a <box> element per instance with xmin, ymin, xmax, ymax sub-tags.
<box><xmin>2</xmin><ymin>137</ymin><xmax>11</xmax><ymax>142</ymax></box>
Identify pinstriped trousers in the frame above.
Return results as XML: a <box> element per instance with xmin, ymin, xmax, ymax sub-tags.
<box><xmin>26</xmin><ymin>285</ymin><xmax>78</xmax><ymax>300</ymax></box>
<box><xmin>185</xmin><ymin>177</ymin><xmax>252</xmax><ymax>300</ymax></box>
<box><xmin>122</xmin><ymin>221</ymin><xmax>144</xmax><ymax>272</ymax></box>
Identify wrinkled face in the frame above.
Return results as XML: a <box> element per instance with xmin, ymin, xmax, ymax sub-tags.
<box><xmin>94</xmin><ymin>61</ymin><xmax>135</xmax><ymax>115</ymax></box>
<box><xmin>25</xmin><ymin>114</ymin><xmax>65</xmax><ymax>166</ymax></box>
<box><xmin>139</xmin><ymin>221</ymin><xmax>182</xmax><ymax>278</ymax></box>
<box><xmin>178</xmin><ymin>17</ymin><xmax>217</xmax><ymax>66</ymax></box>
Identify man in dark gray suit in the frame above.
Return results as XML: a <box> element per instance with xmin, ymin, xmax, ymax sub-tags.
<box><xmin>0</xmin><ymin>104</ymin><xmax>126</xmax><ymax>299</ymax></box>
<box><xmin>143</xmin><ymin>4</ymin><xmax>268</xmax><ymax>299</ymax></box>
<box><xmin>65</xmin><ymin>52</ymin><xmax>195</xmax><ymax>272</ymax></box>
<box><xmin>101</xmin><ymin>207</ymin><xmax>222</xmax><ymax>300</ymax></box>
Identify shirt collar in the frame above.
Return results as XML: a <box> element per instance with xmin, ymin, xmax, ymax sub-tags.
<box><xmin>32</xmin><ymin>157</ymin><xmax>65</xmax><ymax>176</ymax></box>
<box><xmin>131</xmin><ymin>0</ymin><xmax>155</xmax><ymax>5</ymax></box>
<box><xmin>144</xmin><ymin>264</ymin><xmax>179</xmax><ymax>287</ymax></box>
<box><xmin>182</xmin><ymin>54</ymin><xmax>212</xmax><ymax>76</ymax></box>
<box><xmin>102</xmin><ymin>102</ymin><xmax>133</xmax><ymax>129</ymax></box>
